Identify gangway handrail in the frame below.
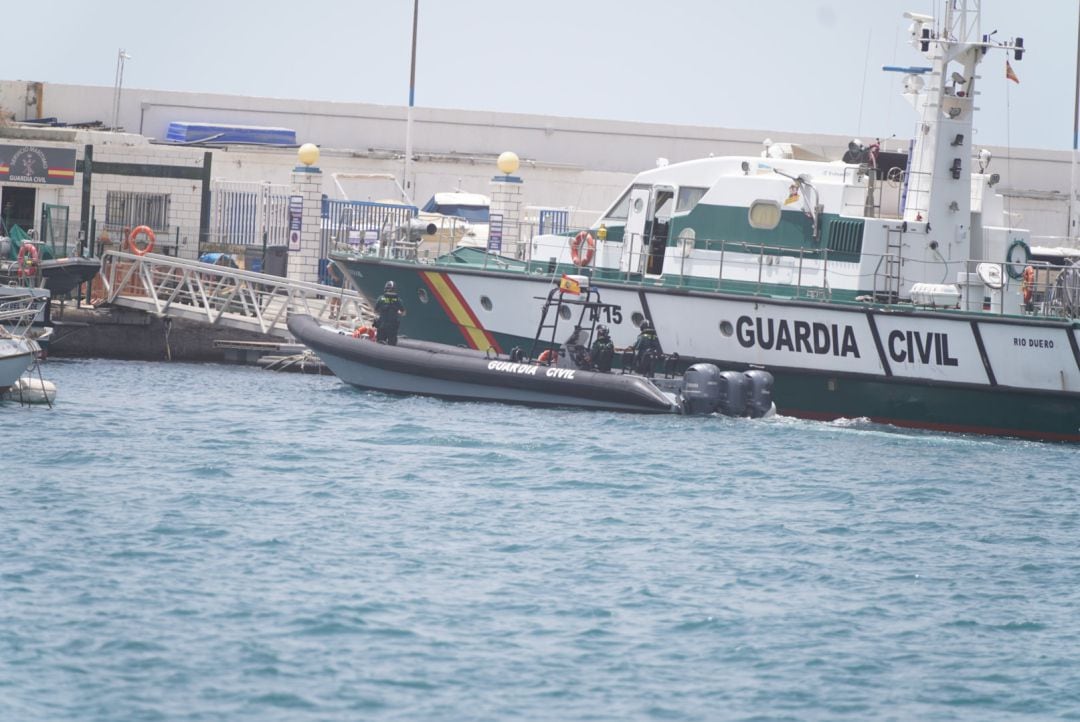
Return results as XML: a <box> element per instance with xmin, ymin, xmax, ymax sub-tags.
<box><xmin>99</xmin><ymin>250</ymin><xmax>371</xmax><ymax>338</ymax></box>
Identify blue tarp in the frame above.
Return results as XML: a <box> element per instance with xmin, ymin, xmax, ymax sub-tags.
<box><xmin>199</xmin><ymin>252</ymin><xmax>239</xmax><ymax>268</ymax></box>
<box><xmin>165</xmin><ymin>122</ymin><xmax>297</xmax><ymax>146</ymax></box>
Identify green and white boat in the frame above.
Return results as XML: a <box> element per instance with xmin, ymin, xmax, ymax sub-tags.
<box><xmin>331</xmin><ymin>2</ymin><xmax>1080</xmax><ymax>442</ymax></box>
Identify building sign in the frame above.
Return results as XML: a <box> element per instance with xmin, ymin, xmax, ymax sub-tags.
<box><xmin>488</xmin><ymin>212</ymin><xmax>503</xmax><ymax>252</ymax></box>
<box><xmin>288</xmin><ymin>194</ymin><xmax>303</xmax><ymax>251</ymax></box>
<box><xmin>0</xmin><ymin>144</ymin><xmax>77</xmax><ymax>186</ymax></box>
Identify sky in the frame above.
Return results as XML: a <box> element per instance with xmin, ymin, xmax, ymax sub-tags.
<box><xmin>2</xmin><ymin>0</ymin><xmax>1076</xmax><ymax>151</ymax></box>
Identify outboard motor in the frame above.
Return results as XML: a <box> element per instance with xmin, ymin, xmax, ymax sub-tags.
<box><xmin>743</xmin><ymin>370</ymin><xmax>775</xmax><ymax>418</ymax></box>
<box><xmin>716</xmin><ymin>370</ymin><xmax>748</xmax><ymax>417</ymax></box>
<box><xmin>679</xmin><ymin>363</ymin><xmax>723</xmax><ymax>415</ymax></box>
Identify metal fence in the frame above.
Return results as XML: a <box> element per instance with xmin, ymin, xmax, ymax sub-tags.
<box><xmin>321</xmin><ymin>199</ymin><xmax>417</xmax><ymax>258</ymax></box>
<box><xmin>208</xmin><ymin>181</ymin><xmax>291</xmax><ymax>248</ymax></box>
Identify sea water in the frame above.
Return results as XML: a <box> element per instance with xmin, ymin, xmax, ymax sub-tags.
<box><xmin>1</xmin><ymin>359</ymin><xmax>1078</xmax><ymax>722</ymax></box>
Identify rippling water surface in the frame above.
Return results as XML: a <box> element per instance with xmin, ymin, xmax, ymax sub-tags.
<box><xmin>2</xmin><ymin>359</ymin><xmax>1079</xmax><ymax>721</ymax></box>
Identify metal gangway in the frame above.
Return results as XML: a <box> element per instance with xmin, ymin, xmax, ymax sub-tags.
<box><xmin>98</xmin><ymin>251</ymin><xmax>370</xmax><ymax>338</ymax></box>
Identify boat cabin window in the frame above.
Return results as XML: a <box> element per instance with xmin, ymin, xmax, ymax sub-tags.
<box><xmin>748</xmin><ymin>200</ymin><xmax>782</xmax><ymax>230</ymax></box>
<box><xmin>603</xmin><ymin>184</ymin><xmax>649</xmax><ymax>221</ymax></box>
<box><xmin>676</xmin><ymin>187</ymin><xmax>708</xmax><ymax>213</ymax></box>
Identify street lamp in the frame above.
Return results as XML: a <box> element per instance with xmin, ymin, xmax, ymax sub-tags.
<box><xmin>111</xmin><ymin>49</ymin><xmax>131</xmax><ymax>131</ymax></box>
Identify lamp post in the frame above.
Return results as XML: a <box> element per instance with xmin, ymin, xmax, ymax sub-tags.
<box><xmin>111</xmin><ymin>49</ymin><xmax>131</xmax><ymax>131</ymax></box>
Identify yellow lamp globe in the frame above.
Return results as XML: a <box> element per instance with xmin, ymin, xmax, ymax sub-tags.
<box><xmin>497</xmin><ymin>151</ymin><xmax>520</xmax><ymax>175</ymax></box>
<box><xmin>298</xmin><ymin>143</ymin><xmax>320</xmax><ymax>166</ymax></box>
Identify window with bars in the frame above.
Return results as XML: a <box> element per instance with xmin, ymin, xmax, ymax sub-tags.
<box><xmin>105</xmin><ymin>191</ymin><xmax>170</xmax><ymax>230</ymax></box>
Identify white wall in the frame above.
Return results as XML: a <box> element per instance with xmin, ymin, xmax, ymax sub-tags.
<box><xmin>1</xmin><ymin>79</ymin><xmax>1076</xmax><ymax>240</ymax></box>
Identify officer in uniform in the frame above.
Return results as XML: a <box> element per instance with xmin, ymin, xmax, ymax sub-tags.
<box><xmin>632</xmin><ymin>319</ymin><xmax>661</xmax><ymax>375</ymax></box>
<box><xmin>373</xmin><ymin>280</ymin><xmax>406</xmax><ymax>345</ymax></box>
<box><xmin>590</xmin><ymin>324</ymin><xmax>615</xmax><ymax>372</ymax></box>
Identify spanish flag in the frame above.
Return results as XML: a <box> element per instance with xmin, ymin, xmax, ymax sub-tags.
<box><xmin>559</xmin><ymin>274</ymin><xmax>581</xmax><ymax>295</ymax></box>
<box><xmin>1006</xmin><ymin>60</ymin><xmax>1019</xmax><ymax>84</ymax></box>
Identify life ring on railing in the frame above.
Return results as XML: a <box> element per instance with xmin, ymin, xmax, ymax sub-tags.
<box><xmin>1005</xmin><ymin>238</ymin><xmax>1030</xmax><ymax>280</ymax></box>
<box><xmin>352</xmin><ymin>325</ymin><xmax>376</xmax><ymax>340</ymax></box>
<box><xmin>538</xmin><ymin>349</ymin><xmax>558</xmax><ymax>365</ymax></box>
<box><xmin>127</xmin><ymin>225</ymin><xmax>156</xmax><ymax>256</ymax></box>
<box><xmin>569</xmin><ymin>231</ymin><xmax>596</xmax><ymax>266</ymax></box>
<box><xmin>1021</xmin><ymin>265</ymin><xmax>1035</xmax><ymax>305</ymax></box>
<box><xmin>15</xmin><ymin>243</ymin><xmax>39</xmax><ymax>278</ymax></box>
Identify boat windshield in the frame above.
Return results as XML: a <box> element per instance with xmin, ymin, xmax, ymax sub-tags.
<box><xmin>421</xmin><ymin>199</ymin><xmax>490</xmax><ymax>223</ymax></box>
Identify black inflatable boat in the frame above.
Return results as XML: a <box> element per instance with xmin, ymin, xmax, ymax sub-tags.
<box><xmin>288</xmin><ymin>282</ymin><xmax>775</xmax><ymax>416</ymax></box>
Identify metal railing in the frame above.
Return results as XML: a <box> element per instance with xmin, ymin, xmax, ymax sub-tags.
<box><xmin>99</xmin><ymin>250</ymin><xmax>371</xmax><ymax>338</ymax></box>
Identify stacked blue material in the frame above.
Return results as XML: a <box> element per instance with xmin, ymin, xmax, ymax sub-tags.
<box><xmin>165</xmin><ymin>122</ymin><xmax>297</xmax><ymax>145</ymax></box>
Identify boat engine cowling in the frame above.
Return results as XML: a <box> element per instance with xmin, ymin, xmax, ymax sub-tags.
<box><xmin>716</xmin><ymin>370</ymin><xmax>748</xmax><ymax>416</ymax></box>
<box><xmin>679</xmin><ymin>363</ymin><xmax>723</xmax><ymax>415</ymax></box>
<box><xmin>743</xmin><ymin>369</ymin><xmax>775</xmax><ymax>418</ymax></box>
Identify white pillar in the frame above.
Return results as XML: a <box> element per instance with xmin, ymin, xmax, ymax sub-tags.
<box><xmin>289</xmin><ymin>164</ymin><xmax>324</xmax><ymax>285</ymax></box>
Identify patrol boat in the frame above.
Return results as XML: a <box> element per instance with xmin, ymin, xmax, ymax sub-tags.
<box><xmin>329</xmin><ymin>2</ymin><xmax>1080</xmax><ymax>442</ymax></box>
<box><xmin>288</xmin><ymin>279</ymin><xmax>775</xmax><ymax>417</ymax></box>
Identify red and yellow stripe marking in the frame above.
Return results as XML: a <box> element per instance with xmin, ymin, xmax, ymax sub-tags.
<box><xmin>420</xmin><ymin>270</ymin><xmax>501</xmax><ymax>353</ymax></box>
<box><xmin>47</xmin><ymin>168</ymin><xmax>75</xmax><ymax>179</ymax></box>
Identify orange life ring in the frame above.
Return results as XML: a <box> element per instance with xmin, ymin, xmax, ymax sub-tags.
<box><xmin>569</xmin><ymin>231</ymin><xmax>596</xmax><ymax>266</ymax></box>
<box><xmin>127</xmin><ymin>225</ymin><xmax>156</xmax><ymax>256</ymax></box>
<box><xmin>352</xmin><ymin>325</ymin><xmax>376</xmax><ymax>340</ymax></box>
<box><xmin>16</xmin><ymin>243</ymin><xmax>39</xmax><ymax>278</ymax></box>
<box><xmin>1021</xmin><ymin>265</ymin><xmax>1035</xmax><ymax>304</ymax></box>
<box><xmin>538</xmin><ymin>349</ymin><xmax>558</xmax><ymax>365</ymax></box>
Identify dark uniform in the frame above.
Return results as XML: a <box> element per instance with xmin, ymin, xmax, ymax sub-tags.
<box><xmin>590</xmin><ymin>325</ymin><xmax>615</xmax><ymax>372</ymax></box>
<box><xmin>373</xmin><ymin>281</ymin><xmax>405</xmax><ymax>345</ymax></box>
<box><xmin>632</xmin><ymin>319</ymin><xmax>661</xmax><ymax>375</ymax></box>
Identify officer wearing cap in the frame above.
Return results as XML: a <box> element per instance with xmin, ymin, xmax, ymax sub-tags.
<box><xmin>373</xmin><ymin>280</ymin><xmax>406</xmax><ymax>345</ymax></box>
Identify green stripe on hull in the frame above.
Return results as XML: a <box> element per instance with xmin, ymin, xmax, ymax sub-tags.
<box><xmin>772</xmin><ymin>372</ymin><xmax>1080</xmax><ymax>443</ymax></box>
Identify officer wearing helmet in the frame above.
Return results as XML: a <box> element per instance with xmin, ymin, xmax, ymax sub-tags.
<box><xmin>373</xmin><ymin>280</ymin><xmax>406</xmax><ymax>345</ymax></box>
<box><xmin>631</xmin><ymin>318</ymin><xmax>661</xmax><ymax>375</ymax></box>
<box><xmin>590</xmin><ymin>324</ymin><xmax>615</xmax><ymax>372</ymax></box>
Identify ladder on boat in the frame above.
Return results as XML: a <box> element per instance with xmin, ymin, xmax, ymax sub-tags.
<box><xmin>877</xmin><ymin>228</ymin><xmax>904</xmax><ymax>302</ymax></box>
<box><xmin>97</xmin><ymin>250</ymin><xmax>371</xmax><ymax>338</ymax></box>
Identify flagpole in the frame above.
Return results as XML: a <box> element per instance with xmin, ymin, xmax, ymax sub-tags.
<box><xmin>403</xmin><ymin>0</ymin><xmax>418</xmax><ymax>206</ymax></box>
<box><xmin>1071</xmin><ymin>1</ymin><xmax>1080</xmax><ymax>245</ymax></box>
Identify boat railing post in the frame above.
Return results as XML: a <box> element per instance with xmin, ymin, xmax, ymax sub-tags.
<box><xmin>823</xmin><ymin>247</ymin><xmax>830</xmax><ymax>300</ymax></box>
<box><xmin>756</xmin><ymin>243</ymin><xmax>764</xmax><ymax>295</ymax></box>
<box><xmin>717</xmin><ymin>240</ymin><xmax>725</xmax><ymax>291</ymax></box>
<box><xmin>796</xmin><ymin>247</ymin><xmax>804</xmax><ymax>298</ymax></box>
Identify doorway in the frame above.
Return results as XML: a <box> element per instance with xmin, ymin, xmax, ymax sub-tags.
<box><xmin>1</xmin><ymin>186</ymin><xmax>37</xmax><ymax>235</ymax></box>
<box><xmin>645</xmin><ymin>187</ymin><xmax>675</xmax><ymax>276</ymax></box>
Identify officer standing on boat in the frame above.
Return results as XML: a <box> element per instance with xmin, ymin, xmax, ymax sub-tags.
<box><xmin>373</xmin><ymin>280</ymin><xmax>406</xmax><ymax>345</ymax></box>
<box><xmin>590</xmin><ymin>325</ymin><xmax>615</xmax><ymax>372</ymax></box>
<box><xmin>632</xmin><ymin>319</ymin><xmax>661</xmax><ymax>375</ymax></box>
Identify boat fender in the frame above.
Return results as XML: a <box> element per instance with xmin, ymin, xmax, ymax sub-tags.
<box><xmin>570</xmin><ymin>231</ymin><xmax>596</xmax><ymax>266</ymax></box>
<box><xmin>16</xmin><ymin>242</ymin><xmax>39</xmax><ymax>277</ymax></box>
<box><xmin>128</xmin><ymin>225</ymin><xmax>156</xmax><ymax>256</ymax></box>
<box><xmin>1021</xmin><ymin>265</ymin><xmax>1035</xmax><ymax>305</ymax></box>
<box><xmin>352</xmin><ymin>325</ymin><xmax>376</xmax><ymax>340</ymax></box>
<box><xmin>743</xmin><ymin>370</ymin><xmax>775</xmax><ymax>419</ymax></box>
<box><xmin>1005</xmin><ymin>238</ymin><xmax>1030</xmax><ymax>280</ymax></box>
<box><xmin>538</xmin><ymin>349</ymin><xmax>558</xmax><ymax>365</ymax></box>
